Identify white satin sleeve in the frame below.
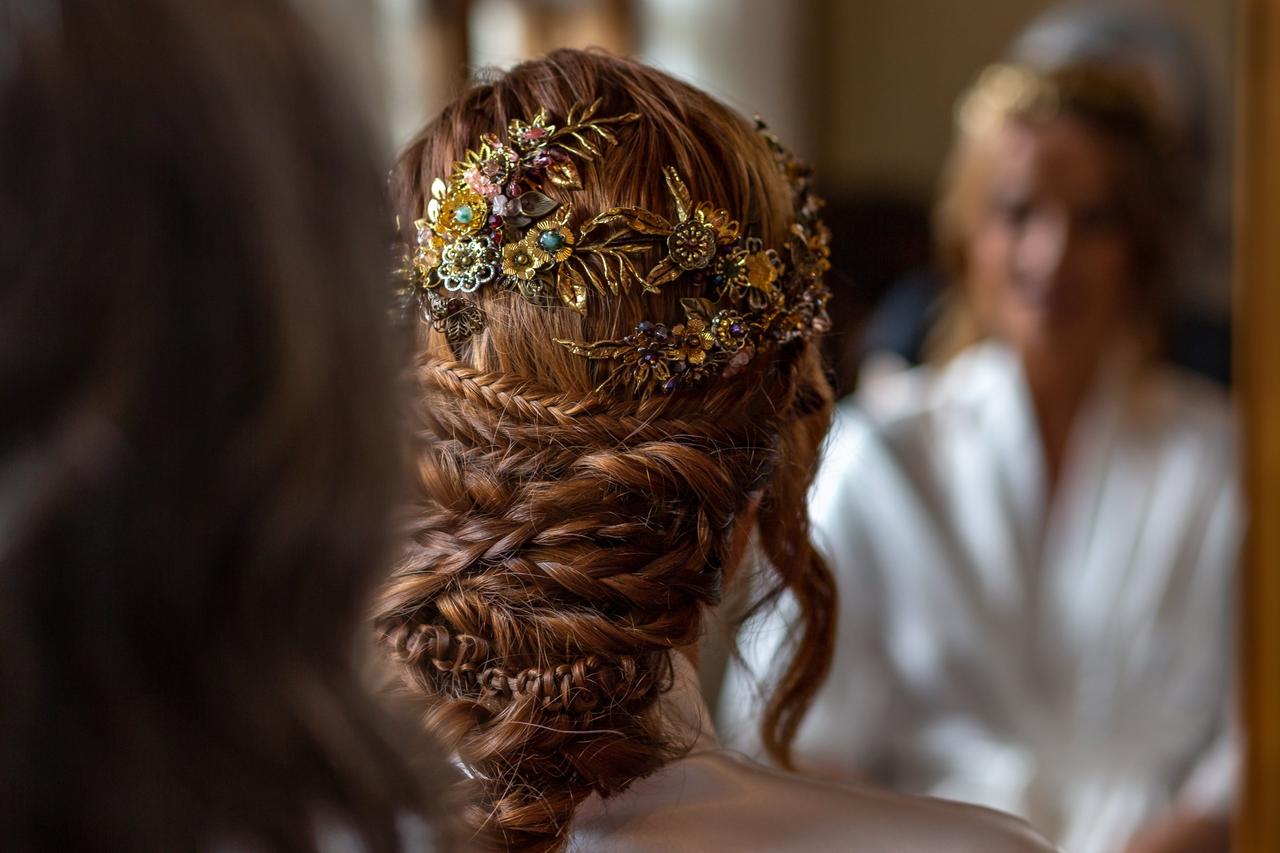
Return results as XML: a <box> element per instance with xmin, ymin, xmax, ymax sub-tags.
<box><xmin>1174</xmin><ymin>427</ymin><xmax>1243</xmax><ymax>816</ymax></box>
<box><xmin>792</xmin><ymin>405</ymin><xmax>900</xmax><ymax>780</ymax></box>
<box><xmin>719</xmin><ymin>404</ymin><xmax>898</xmax><ymax>780</ymax></box>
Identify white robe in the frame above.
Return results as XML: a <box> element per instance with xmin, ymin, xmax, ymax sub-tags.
<box><xmin>570</xmin><ymin>652</ymin><xmax>1056</xmax><ymax>852</ymax></box>
<box><xmin>723</xmin><ymin>341</ymin><xmax>1240</xmax><ymax>853</ymax></box>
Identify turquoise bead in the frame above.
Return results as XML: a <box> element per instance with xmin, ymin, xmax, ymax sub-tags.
<box><xmin>538</xmin><ymin>230</ymin><xmax>565</xmax><ymax>251</ymax></box>
<box><xmin>454</xmin><ymin>204</ymin><xmax>473</xmax><ymax>224</ymax></box>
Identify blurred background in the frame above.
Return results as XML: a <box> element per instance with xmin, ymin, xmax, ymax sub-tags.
<box><xmin>308</xmin><ymin>0</ymin><xmax>1235</xmax><ymax>395</ymax></box>
<box><xmin>298</xmin><ymin>4</ymin><xmax>1262</xmax><ymax>849</ymax></box>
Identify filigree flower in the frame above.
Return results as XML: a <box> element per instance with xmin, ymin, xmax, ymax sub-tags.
<box><xmin>438</xmin><ymin>234</ymin><xmax>499</xmax><ymax>293</ymax></box>
<box><xmin>527</xmin><ymin>208</ymin><xmax>575</xmax><ymax>265</ymax></box>
<box><xmin>453</xmin><ymin>138</ymin><xmax>519</xmax><ymax>199</ymax></box>
<box><xmin>668</xmin><ymin>218</ymin><xmax>718</xmax><ymax>270</ymax></box>
<box><xmin>789</xmin><ymin>222</ymin><xmax>831</xmax><ymax>280</ymax></box>
<box><xmin>775</xmin><ymin>303</ymin><xmax>815</xmax><ymax>342</ymax></box>
<box><xmin>632</xmin><ymin>341</ymin><xmax>669</xmax><ymax>383</ymax></box>
<box><xmin>744</xmin><ymin>250</ymin><xmax>780</xmax><ymax>289</ymax></box>
<box><xmin>670</xmin><ymin>316</ymin><xmax>716</xmax><ymax>366</ymax></box>
<box><xmin>509</xmin><ymin>108</ymin><xmax>556</xmax><ymax>152</ymax></box>
<box><xmin>435</xmin><ymin>186</ymin><xmax>488</xmax><ymax>240</ymax></box>
<box><xmin>711</xmin><ymin>249</ymin><xmax>749</xmax><ymax>290</ymax></box>
<box><xmin>710</xmin><ymin>311</ymin><xmax>750</xmax><ymax>352</ymax></box>
<box><xmin>502</xmin><ymin>239</ymin><xmax>543</xmax><ymax>281</ymax></box>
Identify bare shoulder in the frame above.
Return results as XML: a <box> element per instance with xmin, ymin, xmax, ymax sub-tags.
<box><xmin>713</xmin><ymin>752</ymin><xmax>1056</xmax><ymax>853</ymax></box>
<box><xmin>572</xmin><ymin>749</ymin><xmax>1058</xmax><ymax>853</ymax></box>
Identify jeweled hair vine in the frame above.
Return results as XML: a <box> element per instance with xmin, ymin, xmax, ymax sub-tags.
<box><xmin>394</xmin><ymin>92</ymin><xmax>832</xmax><ymax>397</ymax></box>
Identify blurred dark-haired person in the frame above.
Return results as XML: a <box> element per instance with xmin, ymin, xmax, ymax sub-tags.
<box><xmin>727</xmin><ymin>63</ymin><xmax>1237</xmax><ymax>853</ymax></box>
<box><xmin>0</xmin><ymin>1</ymin><xmax>452</xmax><ymax>850</ymax></box>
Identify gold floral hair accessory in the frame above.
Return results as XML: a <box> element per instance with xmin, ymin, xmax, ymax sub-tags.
<box><xmin>395</xmin><ymin>100</ymin><xmax>832</xmax><ymax>397</ymax></box>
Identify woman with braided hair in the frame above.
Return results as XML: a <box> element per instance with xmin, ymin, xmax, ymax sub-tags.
<box><xmin>377</xmin><ymin>49</ymin><xmax>1054</xmax><ymax>853</ymax></box>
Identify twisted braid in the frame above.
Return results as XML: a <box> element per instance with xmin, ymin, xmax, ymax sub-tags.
<box><xmin>391</xmin><ymin>624</ymin><xmax>650</xmax><ymax>714</ymax></box>
<box><xmin>379</xmin><ymin>346</ymin><xmax>832</xmax><ymax>851</ymax></box>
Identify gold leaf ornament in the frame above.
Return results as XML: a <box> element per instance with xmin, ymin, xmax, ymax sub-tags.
<box><xmin>583</xmin><ymin>206</ymin><xmax>672</xmax><ymax>236</ymax></box>
<box><xmin>425</xmin><ymin>177</ymin><xmax>447</xmax><ymax>225</ymax></box>
<box><xmin>546</xmin><ymin>157</ymin><xmax>582</xmax><ymax>189</ymax></box>
<box><xmin>556</xmin><ymin>264</ymin><xmax>588</xmax><ymax>313</ymax></box>
<box><xmin>663</xmin><ymin>167</ymin><xmax>694</xmax><ymax>220</ymax></box>
<box><xmin>553</xmin><ymin>337</ymin><xmax>637</xmax><ymax>361</ymax></box>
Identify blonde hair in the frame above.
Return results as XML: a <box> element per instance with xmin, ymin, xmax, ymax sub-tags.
<box><xmin>930</xmin><ymin>63</ymin><xmax>1187</xmax><ymax>362</ymax></box>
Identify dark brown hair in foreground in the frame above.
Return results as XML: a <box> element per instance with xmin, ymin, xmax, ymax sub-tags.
<box><xmin>378</xmin><ymin>49</ymin><xmax>836</xmax><ymax>852</ymax></box>
<box><xmin>0</xmin><ymin>0</ymin><xmax>447</xmax><ymax>850</ymax></box>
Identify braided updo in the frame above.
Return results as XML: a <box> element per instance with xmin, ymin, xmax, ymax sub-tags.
<box><xmin>377</xmin><ymin>49</ymin><xmax>836</xmax><ymax>852</ymax></box>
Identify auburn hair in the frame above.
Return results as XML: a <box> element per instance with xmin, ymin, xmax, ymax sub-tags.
<box><xmin>377</xmin><ymin>49</ymin><xmax>836</xmax><ymax>852</ymax></box>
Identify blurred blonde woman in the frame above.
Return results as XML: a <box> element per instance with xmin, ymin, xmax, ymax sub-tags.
<box><xmin>375</xmin><ymin>49</ymin><xmax>1055</xmax><ymax>853</ymax></box>
<box><xmin>729</xmin><ymin>63</ymin><xmax>1237</xmax><ymax>853</ymax></box>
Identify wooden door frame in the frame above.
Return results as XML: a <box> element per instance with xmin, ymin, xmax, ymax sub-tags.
<box><xmin>1236</xmin><ymin>1</ymin><xmax>1280</xmax><ymax>850</ymax></box>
